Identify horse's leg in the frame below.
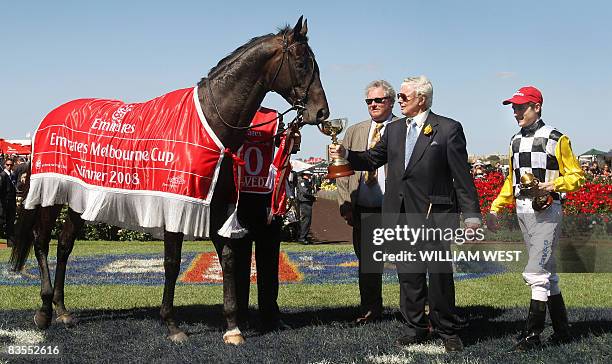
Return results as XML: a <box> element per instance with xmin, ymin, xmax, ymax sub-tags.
<box><xmin>212</xmin><ymin>236</ymin><xmax>245</xmax><ymax>345</ymax></box>
<box><xmin>161</xmin><ymin>230</ymin><xmax>188</xmax><ymax>343</ymax></box>
<box><xmin>209</xmin><ymin>158</ymin><xmax>245</xmax><ymax>345</ymax></box>
<box><xmin>33</xmin><ymin>205</ymin><xmax>62</xmax><ymax>329</ymax></box>
<box><xmin>53</xmin><ymin>208</ymin><xmax>84</xmax><ymax>326</ymax></box>
<box><xmin>234</xmin><ymin>236</ymin><xmax>253</xmax><ymax>328</ymax></box>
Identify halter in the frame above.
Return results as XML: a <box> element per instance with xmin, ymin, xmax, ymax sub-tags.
<box><xmin>205</xmin><ymin>33</ymin><xmax>316</xmax><ymax>132</ymax></box>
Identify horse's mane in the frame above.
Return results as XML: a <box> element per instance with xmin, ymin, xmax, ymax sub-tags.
<box><xmin>198</xmin><ymin>26</ymin><xmax>307</xmax><ymax>86</ymax></box>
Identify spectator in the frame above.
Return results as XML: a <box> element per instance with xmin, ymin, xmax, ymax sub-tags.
<box><xmin>581</xmin><ymin>163</ymin><xmax>590</xmax><ymax>175</ymax></box>
<box><xmin>590</xmin><ymin>161</ymin><xmax>601</xmax><ymax>176</ymax></box>
<box><xmin>296</xmin><ymin>170</ymin><xmax>316</xmax><ymax>244</ymax></box>
<box><xmin>1</xmin><ymin>157</ymin><xmax>17</xmax><ymax>247</ymax></box>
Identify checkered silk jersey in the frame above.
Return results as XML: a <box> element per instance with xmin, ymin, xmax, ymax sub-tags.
<box><xmin>510</xmin><ymin>120</ymin><xmax>563</xmax><ymax>197</ymax></box>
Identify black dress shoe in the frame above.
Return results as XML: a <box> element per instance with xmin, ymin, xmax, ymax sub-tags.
<box><xmin>444</xmin><ymin>336</ymin><xmax>464</xmax><ymax>352</ymax></box>
<box><xmin>545</xmin><ymin>332</ymin><xmax>572</xmax><ymax>346</ymax></box>
<box><xmin>395</xmin><ymin>333</ymin><xmax>428</xmax><ymax>347</ymax></box>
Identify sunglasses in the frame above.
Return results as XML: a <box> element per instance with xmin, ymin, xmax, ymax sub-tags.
<box><xmin>365</xmin><ymin>97</ymin><xmax>389</xmax><ymax>105</ymax></box>
<box><xmin>5</xmin><ymin>163</ymin><xmax>13</xmax><ymax>167</ymax></box>
<box><xmin>396</xmin><ymin>92</ymin><xmax>416</xmax><ymax>102</ymax></box>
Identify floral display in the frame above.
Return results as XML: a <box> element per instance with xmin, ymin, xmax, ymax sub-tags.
<box><xmin>474</xmin><ymin>171</ymin><xmax>612</xmax><ymax>216</ymax></box>
<box><xmin>474</xmin><ymin>171</ymin><xmax>612</xmax><ymax>237</ymax></box>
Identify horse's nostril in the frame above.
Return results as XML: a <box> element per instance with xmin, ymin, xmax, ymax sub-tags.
<box><xmin>317</xmin><ymin>108</ymin><xmax>329</xmax><ymax>121</ymax></box>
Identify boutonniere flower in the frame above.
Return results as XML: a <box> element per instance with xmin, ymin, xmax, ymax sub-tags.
<box><xmin>423</xmin><ymin>124</ymin><xmax>433</xmax><ymax>135</ymax></box>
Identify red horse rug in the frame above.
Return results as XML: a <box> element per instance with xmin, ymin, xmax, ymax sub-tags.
<box><xmin>26</xmin><ymin>87</ymin><xmax>225</xmax><ymax>239</ymax></box>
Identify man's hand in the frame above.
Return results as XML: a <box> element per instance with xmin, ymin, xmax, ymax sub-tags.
<box><xmin>328</xmin><ymin>144</ymin><xmax>346</xmax><ymax>160</ymax></box>
<box><xmin>486</xmin><ymin>212</ymin><xmax>499</xmax><ymax>233</ymax></box>
<box><xmin>538</xmin><ymin>181</ymin><xmax>555</xmax><ymax>192</ymax></box>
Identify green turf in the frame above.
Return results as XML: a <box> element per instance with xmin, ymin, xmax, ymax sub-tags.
<box><xmin>0</xmin><ymin>240</ymin><xmax>355</xmax><ymax>260</ymax></box>
<box><xmin>1</xmin><ymin>273</ymin><xmax>610</xmax><ymax>310</ymax></box>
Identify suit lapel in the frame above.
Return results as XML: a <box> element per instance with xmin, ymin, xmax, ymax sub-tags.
<box><xmin>405</xmin><ymin>112</ymin><xmax>438</xmax><ymax>173</ymax></box>
<box><xmin>351</xmin><ymin>120</ymin><xmax>370</xmax><ymax>183</ymax></box>
<box><xmin>394</xmin><ymin>117</ymin><xmax>408</xmax><ymax>168</ymax></box>
<box><xmin>356</xmin><ymin>120</ymin><xmax>370</xmax><ymax>150</ymax></box>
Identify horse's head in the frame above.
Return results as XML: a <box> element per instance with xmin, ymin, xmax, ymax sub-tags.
<box><xmin>268</xmin><ymin>17</ymin><xmax>329</xmax><ymax>125</ymax></box>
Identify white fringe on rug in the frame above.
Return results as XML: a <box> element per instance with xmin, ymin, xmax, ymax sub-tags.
<box><xmin>25</xmin><ymin>174</ymin><xmax>211</xmax><ymax>239</ymax></box>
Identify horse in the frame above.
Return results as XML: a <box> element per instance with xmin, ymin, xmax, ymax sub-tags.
<box><xmin>9</xmin><ymin>16</ymin><xmax>329</xmax><ymax>344</ymax></box>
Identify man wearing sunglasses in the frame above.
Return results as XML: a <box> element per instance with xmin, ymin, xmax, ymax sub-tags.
<box><xmin>1</xmin><ymin>157</ymin><xmax>17</xmax><ymax>247</ymax></box>
<box><xmin>329</xmin><ymin>76</ymin><xmax>481</xmax><ymax>352</ymax></box>
<box><xmin>336</xmin><ymin>80</ymin><xmax>396</xmax><ymax>325</ymax></box>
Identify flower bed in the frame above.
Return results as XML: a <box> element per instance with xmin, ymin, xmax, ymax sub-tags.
<box><xmin>475</xmin><ymin>172</ymin><xmax>612</xmax><ymax>239</ymax></box>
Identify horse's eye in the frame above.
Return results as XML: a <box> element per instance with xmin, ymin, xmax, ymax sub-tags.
<box><xmin>296</xmin><ymin>58</ymin><xmax>306</xmax><ymax>69</ymax></box>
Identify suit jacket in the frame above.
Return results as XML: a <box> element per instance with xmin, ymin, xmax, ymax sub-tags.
<box><xmin>347</xmin><ymin>112</ymin><xmax>480</xmax><ymax>228</ymax></box>
<box><xmin>296</xmin><ymin>176</ymin><xmax>316</xmax><ymax>203</ymax></box>
<box><xmin>0</xmin><ymin>170</ymin><xmax>17</xmax><ymax>215</ymax></box>
<box><xmin>336</xmin><ymin>119</ymin><xmax>370</xmax><ymax>216</ymax></box>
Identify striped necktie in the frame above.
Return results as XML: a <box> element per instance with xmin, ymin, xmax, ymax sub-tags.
<box><xmin>404</xmin><ymin>121</ymin><xmax>418</xmax><ymax>169</ymax></box>
<box><xmin>365</xmin><ymin>123</ymin><xmax>384</xmax><ymax>185</ymax></box>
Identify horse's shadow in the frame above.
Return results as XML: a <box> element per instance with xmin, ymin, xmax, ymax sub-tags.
<box><xmin>66</xmin><ymin>304</ymin><xmax>612</xmax><ymax>342</ymax></box>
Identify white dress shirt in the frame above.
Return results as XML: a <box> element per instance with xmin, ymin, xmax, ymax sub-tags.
<box><xmin>357</xmin><ymin>114</ymin><xmax>395</xmax><ymax>207</ymax></box>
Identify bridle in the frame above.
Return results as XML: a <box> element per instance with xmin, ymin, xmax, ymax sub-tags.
<box><xmin>205</xmin><ymin>33</ymin><xmax>317</xmax><ymax>132</ymax></box>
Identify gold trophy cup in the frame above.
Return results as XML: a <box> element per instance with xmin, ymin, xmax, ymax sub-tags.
<box><xmin>519</xmin><ymin>173</ymin><xmax>553</xmax><ymax>211</ymax></box>
<box><xmin>318</xmin><ymin>118</ymin><xmax>354</xmax><ymax>179</ymax></box>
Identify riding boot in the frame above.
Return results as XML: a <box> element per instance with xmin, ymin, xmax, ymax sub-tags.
<box><xmin>512</xmin><ymin>299</ymin><xmax>546</xmax><ymax>351</ymax></box>
<box><xmin>546</xmin><ymin>293</ymin><xmax>571</xmax><ymax>345</ymax></box>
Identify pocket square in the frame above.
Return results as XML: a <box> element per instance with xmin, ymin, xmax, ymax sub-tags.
<box><xmin>430</xmin><ymin>140</ymin><xmax>439</xmax><ymax>146</ymax></box>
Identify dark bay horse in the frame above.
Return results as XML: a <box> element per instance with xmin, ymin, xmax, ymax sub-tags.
<box><xmin>10</xmin><ymin>17</ymin><xmax>329</xmax><ymax>344</ymax></box>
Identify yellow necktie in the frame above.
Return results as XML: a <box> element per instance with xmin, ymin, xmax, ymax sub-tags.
<box><xmin>365</xmin><ymin>123</ymin><xmax>383</xmax><ymax>185</ymax></box>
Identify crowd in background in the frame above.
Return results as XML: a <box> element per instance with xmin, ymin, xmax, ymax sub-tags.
<box><xmin>470</xmin><ymin>159</ymin><xmax>611</xmax><ymax>181</ymax></box>
<box><xmin>581</xmin><ymin>161</ymin><xmax>612</xmax><ymax>179</ymax></box>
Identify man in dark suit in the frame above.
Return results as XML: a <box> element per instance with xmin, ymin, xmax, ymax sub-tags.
<box><xmin>296</xmin><ymin>171</ymin><xmax>316</xmax><ymax>244</ymax></box>
<box><xmin>337</xmin><ymin>79</ymin><xmax>396</xmax><ymax>324</ymax></box>
<box><xmin>1</xmin><ymin>157</ymin><xmax>17</xmax><ymax>247</ymax></box>
<box><xmin>330</xmin><ymin>76</ymin><xmax>481</xmax><ymax>352</ymax></box>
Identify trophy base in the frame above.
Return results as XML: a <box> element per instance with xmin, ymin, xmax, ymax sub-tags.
<box><xmin>327</xmin><ymin>163</ymin><xmax>354</xmax><ymax>179</ymax></box>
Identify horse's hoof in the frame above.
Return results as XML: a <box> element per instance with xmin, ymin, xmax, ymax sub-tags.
<box><xmin>168</xmin><ymin>332</ymin><xmax>189</xmax><ymax>343</ymax></box>
<box><xmin>33</xmin><ymin>310</ymin><xmax>51</xmax><ymax>330</ymax></box>
<box><xmin>223</xmin><ymin>328</ymin><xmax>245</xmax><ymax>345</ymax></box>
<box><xmin>223</xmin><ymin>333</ymin><xmax>245</xmax><ymax>345</ymax></box>
<box><xmin>56</xmin><ymin>313</ymin><xmax>78</xmax><ymax>327</ymax></box>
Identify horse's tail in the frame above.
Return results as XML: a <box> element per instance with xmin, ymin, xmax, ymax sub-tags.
<box><xmin>9</xmin><ymin>162</ymin><xmax>36</xmax><ymax>272</ymax></box>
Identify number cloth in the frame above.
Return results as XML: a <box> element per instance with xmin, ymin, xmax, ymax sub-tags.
<box><xmin>238</xmin><ymin>108</ymin><xmax>279</xmax><ymax>194</ymax></box>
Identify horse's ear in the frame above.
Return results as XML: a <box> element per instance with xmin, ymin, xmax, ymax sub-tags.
<box><xmin>293</xmin><ymin>16</ymin><xmax>305</xmax><ymax>38</ymax></box>
<box><xmin>301</xmin><ymin>19</ymin><xmax>308</xmax><ymax>37</ymax></box>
